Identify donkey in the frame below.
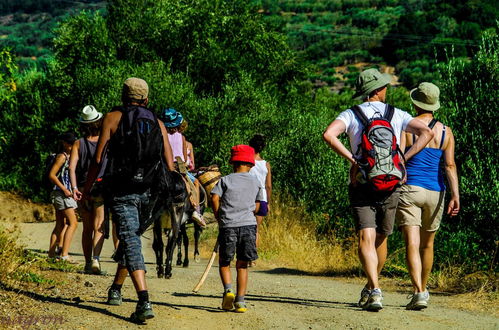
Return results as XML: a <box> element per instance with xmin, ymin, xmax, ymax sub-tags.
<box><xmin>152</xmin><ymin>171</ymin><xmax>188</xmax><ymax>279</ymax></box>
<box><xmin>174</xmin><ymin>185</ymin><xmax>207</xmax><ymax>268</ymax></box>
<box><xmin>152</xmin><ymin>171</ymin><xmax>207</xmax><ymax>278</ymax></box>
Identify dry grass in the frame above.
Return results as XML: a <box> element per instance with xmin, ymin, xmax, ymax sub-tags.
<box><xmin>257</xmin><ymin>195</ymin><xmax>359</xmax><ymax>275</ymax></box>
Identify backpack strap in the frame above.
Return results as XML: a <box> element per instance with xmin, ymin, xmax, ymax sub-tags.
<box><xmin>428</xmin><ymin>118</ymin><xmax>438</xmax><ymax>129</ymax></box>
<box><xmin>383</xmin><ymin>104</ymin><xmax>395</xmax><ymax>122</ymax></box>
<box><xmin>351</xmin><ymin>105</ymin><xmax>369</xmax><ymax>127</ymax></box>
<box><xmin>413</xmin><ymin>118</ymin><xmax>438</xmax><ymax>144</ymax></box>
<box><xmin>439</xmin><ymin>125</ymin><xmax>447</xmax><ymax>149</ymax></box>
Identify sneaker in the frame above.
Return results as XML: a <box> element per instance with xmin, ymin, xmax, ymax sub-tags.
<box><xmin>364</xmin><ymin>288</ymin><xmax>383</xmax><ymax>311</ymax></box>
<box><xmin>91</xmin><ymin>259</ymin><xmax>101</xmax><ymax>275</ymax></box>
<box><xmin>222</xmin><ymin>290</ymin><xmax>235</xmax><ymax>311</ymax></box>
<box><xmin>107</xmin><ymin>288</ymin><xmax>122</xmax><ymax>306</ymax></box>
<box><xmin>234</xmin><ymin>301</ymin><xmax>247</xmax><ymax>313</ymax></box>
<box><xmin>192</xmin><ymin>211</ymin><xmax>206</xmax><ymax>227</ymax></box>
<box><xmin>406</xmin><ymin>292</ymin><xmax>428</xmax><ymax>310</ymax></box>
<box><xmin>358</xmin><ymin>286</ymin><xmax>371</xmax><ymax>307</ymax></box>
<box><xmin>130</xmin><ymin>301</ymin><xmax>155</xmax><ymax>323</ymax></box>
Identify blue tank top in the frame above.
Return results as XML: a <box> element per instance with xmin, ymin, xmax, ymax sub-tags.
<box><xmin>405</xmin><ymin>126</ymin><xmax>446</xmax><ymax>192</ymax></box>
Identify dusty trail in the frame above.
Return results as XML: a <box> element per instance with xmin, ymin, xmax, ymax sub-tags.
<box><xmin>2</xmin><ymin>221</ymin><xmax>498</xmax><ymax>330</ymax></box>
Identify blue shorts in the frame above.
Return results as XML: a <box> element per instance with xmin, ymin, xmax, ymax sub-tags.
<box><xmin>256</xmin><ymin>201</ymin><xmax>268</xmax><ymax>216</ymax></box>
<box><xmin>186</xmin><ymin>171</ymin><xmax>196</xmax><ymax>183</ymax></box>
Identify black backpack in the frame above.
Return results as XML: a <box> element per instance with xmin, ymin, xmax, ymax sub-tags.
<box><xmin>104</xmin><ymin>105</ymin><xmax>164</xmax><ymax>194</ymax></box>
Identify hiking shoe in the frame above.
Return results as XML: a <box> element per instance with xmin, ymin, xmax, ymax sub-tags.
<box><xmin>91</xmin><ymin>259</ymin><xmax>101</xmax><ymax>275</ymax></box>
<box><xmin>192</xmin><ymin>211</ymin><xmax>206</xmax><ymax>227</ymax></box>
<box><xmin>107</xmin><ymin>288</ymin><xmax>122</xmax><ymax>306</ymax></box>
<box><xmin>84</xmin><ymin>262</ymin><xmax>93</xmax><ymax>274</ymax></box>
<box><xmin>130</xmin><ymin>301</ymin><xmax>155</xmax><ymax>323</ymax></box>
<box><xmin>358</xmin><ymin>286</ymin><xmax>371</xmax><ymax>307</ymax></box>
<box><xmin>234</xmin><ymin>301</ymin><xmax>247</xmax><ymax>313</ymax></box>
<box><xmin>363</xmin><ymin>288</ymin><xmax>383</xmax><ymax>311</ymax></box>
<box><xmin>406</xmin><ymin>292</ymin><xmax>428</xmax><ymax>310</ymax></box>
<box><xmin>222</xmin><ymin>290</ymin><xmax>235</xmax><ymax>311</ymax></box>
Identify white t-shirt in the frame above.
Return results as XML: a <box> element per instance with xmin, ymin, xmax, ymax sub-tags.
<box><xmin>336</xmin><ymin>101</ymin><xmax>413</xmax><ymax>155</ymax></box>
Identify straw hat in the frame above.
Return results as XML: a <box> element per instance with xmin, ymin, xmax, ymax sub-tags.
<box><xmin>80</xmin><ymin>105</ymin><xmax>103</xmax><ymax>123</ymax></box>
<box><xmin>410</xmin><ymin>82</ymin><xmax>440</xmax><ymax>111</ymax></box>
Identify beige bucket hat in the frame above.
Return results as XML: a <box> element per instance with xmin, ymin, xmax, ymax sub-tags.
<box><xmin>410</xmin><ymin>82</ymin><xmax>440</xmax><ymax>111</ymax></box>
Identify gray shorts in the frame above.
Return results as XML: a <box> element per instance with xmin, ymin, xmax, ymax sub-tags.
<box><xmin>349</xmin><ymin>184</ymin><xmax>400</xmax><ymax>235</ymax></box>
<box><xmin>51</xmin><ymin>190</ymin><xmax>77</xmax><ymax>211</ymax></box>
<box><xmin>218</xmin><ymin>225</ymin><xmax>258</xmax><ymax>265</ymax></box>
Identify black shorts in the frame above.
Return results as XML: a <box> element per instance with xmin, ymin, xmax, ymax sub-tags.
<box><xmin>218</xmin><ymin>225</ymin><xmax>258</xmax><ymax>264</ymax></box>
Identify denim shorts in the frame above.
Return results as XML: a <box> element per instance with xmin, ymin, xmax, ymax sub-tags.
<box><xmin>218</xmin><ymin>225</ymin><xmax>257</xmax><ymax>265</ymax></box>
<box><xmin>109</xmin><ymin>190</ymin><xmax>155</xmax><ymax>272</ymax></box>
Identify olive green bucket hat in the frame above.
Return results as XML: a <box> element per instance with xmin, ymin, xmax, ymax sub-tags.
<box><xmin>410</xmin><ymin>82</ymin><xmax>440</xmax><ymax>111</ymax></box>
<box><xmin>353</xmin><ymin>68</ymin><xmax>392</xmax><ymax>99</ymax></box>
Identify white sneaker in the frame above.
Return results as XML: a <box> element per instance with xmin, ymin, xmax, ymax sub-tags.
<box><xmin>91</xmin><ymin>258</ymin><xmax>101</xmax><ymax>275</ymax></box>
<box><xmin>192</xmin><ymin>211</ymin><xmax>206</xmax><ymax>227</ymax></box>
<box><xmin>364</xmin><ymin>288</ymin><xmax>383</xmax><ymax>311</ymax></box>
<box><xmin>406</xmin><ymin>291</ymin><xmax>428</xmax><ymax>310</ymax></box>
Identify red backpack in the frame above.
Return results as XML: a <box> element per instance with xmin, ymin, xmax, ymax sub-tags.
<box><xmin>352</xmin><ymin>104</ymin><xmax>405</xmax><ymax>192</ymax></box>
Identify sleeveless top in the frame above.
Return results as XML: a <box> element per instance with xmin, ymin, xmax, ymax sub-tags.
<box><xmin>405</xmin><ymin>126</ymin><xmax>447</xmax><ymax>192</ymax></box>
<box><xmin>168</xmin><ymin>132</ymin><xmax>184</xmax><ymax>162</ymax></box>
<box><xmin>54</xmin><ymin>152</ymin><xmax>71</xmax><ymax>191</ymax></box>
<box><xmin>249</xmin><ymin>160</ymin><xmax>268</xmax><ymax>202</ymax></box>
<box><xmin>78</xmin><ymin>138</ymin><xmax>108</xmax><ymax>186</ymax></box>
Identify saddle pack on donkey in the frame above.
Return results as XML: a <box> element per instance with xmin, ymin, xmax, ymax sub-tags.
<box><xmin>352</xmin><ymin>104</ymin><xmax>405</xmax><ymax>192</ymax></box>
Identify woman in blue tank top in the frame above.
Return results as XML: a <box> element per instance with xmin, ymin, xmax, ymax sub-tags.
<box><xmin>396</xmin><ymin>82</ymin><xmax>460</xmax><ymax>310</ymax></box>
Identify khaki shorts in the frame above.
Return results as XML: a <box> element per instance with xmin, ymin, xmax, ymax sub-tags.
<box><xmin>349</xmin><ymin>184</ymin><xmax>401</xmax><ymax>235</ymax></box>
<box><xmin>51</xmin><ymin>190</ymin><xmax>78</xmax><ymax>211</ymax></box>
<box><xmin>396</xmin><ymin>185</ymin><xmax>445</xmax><ymax>231</ymax></box>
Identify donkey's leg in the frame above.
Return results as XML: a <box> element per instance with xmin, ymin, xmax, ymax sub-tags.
<box><xmin>176</xmin><ymin>224</ymin><xmax>183</xmax><ymax>266</ymax></box>
<box><xmin>152</xmin><ymin>219</ymin><xmax>165</xmax><ymax>278</ymax></box>
<box><xmin>182</xmin><ymin>223</ymin><xmax>190</xmax><ymax>267</ymax></box>
<box><xmin>165</xmin><ymin>205</ymin><xmax>182</xmax><ymax>279</ymax></box>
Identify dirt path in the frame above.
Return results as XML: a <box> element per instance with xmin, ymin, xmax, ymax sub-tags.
<box><xmin>2</xmin><ymin>221</ymin><xmax>498</xmax><ymax>329</ymax></box>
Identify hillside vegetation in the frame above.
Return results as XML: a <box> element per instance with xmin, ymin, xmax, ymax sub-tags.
<box><xmin>0</xmin><ymin>0</ymin><xmax>497</xmax><ymax>283</ymax></box>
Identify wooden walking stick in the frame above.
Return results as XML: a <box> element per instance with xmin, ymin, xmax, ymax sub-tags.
<box><xmin>192</xmin><ymin>240</ymin><xmax>219</xmax><ymax>293</ymax></box>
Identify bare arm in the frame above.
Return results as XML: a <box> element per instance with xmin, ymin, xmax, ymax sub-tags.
<box><xmin>83</xmin><ymin>112</ymin><xmax>115</xmax><ymax>196</ymax></box>
<box><xmin>158</xmin><ymin>120</ymin><xmax>175</xmax><ymax>171</ymax></box>
<box><xmin>254</xmin><ymin>201</ymin><xmax>260</xmax><ymax>214</ymax></box>
<box><xmin>211</xmin><ymin>194</ymin><xmax>220</xmax><ymax>223</ymax></box>
<box><xmin>69</xmin><ymin>140</ymin><xmax>81</xmax><ymax>200</ymax></box>
<box><xmin>404</xmin><ymin>118</ymin><xmax>435</xmax><ymax>161</ymax></box>
<box><xmin>443</xmin><ymin>127</ymin><xmax>460</xmax><ymax>216</ymax></box>
<box><xmin>49</xmin><ymin>154</ymin><xmax>71</xmax><ymax>197</ymax></box>
<box><xmin>182</xmin><ymin>135</ymin><xmax>188</xmax><ymax>164</ymax></box>
<box><xmin>188</xmin><ymin>142</ymin><xmax>195</xmax><ymax>170</ymax></box>
<box><xmin>323</xmin><ymin>119</ymin><xmax>356</xmax><ymax>165</ymax></box>
<box><xmin>399</xmin><ymin>131</ymin><xmax>407</xmax><ymax>152</ymax></box>
<box><xmin>265</xmin><ymin>162</ymin><xmax>272</xmax><ymax>206</ymax></box>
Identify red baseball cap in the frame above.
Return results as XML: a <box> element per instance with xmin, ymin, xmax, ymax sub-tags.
<box><xmin>229</xmin><ymin>145</ymin><xmax>255</xmax><ymax>165</ymax></box>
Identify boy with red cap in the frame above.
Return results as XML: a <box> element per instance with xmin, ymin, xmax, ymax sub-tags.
<box><xmin>211</xmin><ymin>145</ymin><xmax>265</xmax><ymax>313</ymax></box>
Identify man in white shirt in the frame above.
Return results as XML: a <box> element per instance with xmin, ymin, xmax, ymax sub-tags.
<box><xmin>323</xmin><ymin>68</ymin><xmax>434</xmax><ymax>311</ymax></box>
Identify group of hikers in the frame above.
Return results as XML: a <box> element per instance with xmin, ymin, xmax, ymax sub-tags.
<box><xmin>45</xmin><ymin>77</ymin><xmax>272</xmax><ymax>321</ymax></box>
<box><xmin>45</xmin><ymin>68</ymin><xmax>458</xmax><ymax>323</ymax></box>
